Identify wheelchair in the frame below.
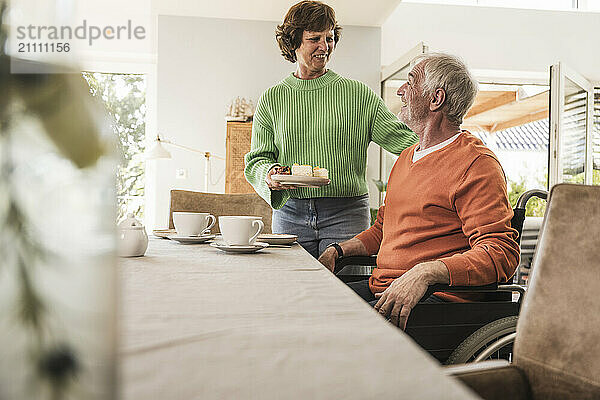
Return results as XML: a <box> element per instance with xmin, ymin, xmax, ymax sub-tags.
<box><xmin>333</xmin><ymin>189</ymin><xmax>548</xmax><ymax>365</ymax></box>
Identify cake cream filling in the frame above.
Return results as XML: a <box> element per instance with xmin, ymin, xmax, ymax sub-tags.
<box><xmin>291</xmin><ymin>164</ymin><xmax>313</xmax><ymax>176</ymax></box>
<box><xmin>290</xmin><ymin>164</ymin><xmax>329</xmax><ymax>179</ymax></box>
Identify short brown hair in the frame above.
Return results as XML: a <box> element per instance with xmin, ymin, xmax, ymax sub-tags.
<box><xmin>276</xmin><ymin>1</ymin><xmax>342</xmax><ymax>63</ymax></box>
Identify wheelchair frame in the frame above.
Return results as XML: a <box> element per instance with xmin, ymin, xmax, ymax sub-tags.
<box><xmin>333</xmin><ymin>189</ymin><xmax>548</xmax><ymax>364</ymax></box>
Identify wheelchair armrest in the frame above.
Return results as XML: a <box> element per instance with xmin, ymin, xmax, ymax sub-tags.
<box><xmin>334</xmin><ymin>257</ymin><xmax>525</xmax><ymax>302</ymax></box>
<box><xmin>333</xmin><ymin>255</ymin><xmax>377</xmax><ymax>275</ymax></box>
<box><xmin>424</xmin><ymin>283</ymin><xmax>499</xmax><ymax>299</ymax></box>
<box><xmin>424</xmin><ymin>283</ymin><xmax>526</xmax><ymax>304</ymax></box>
<box><xmin>429</xmin><ymin>283</ymin><xmax>499</xmax><ymax>292</ymax></box>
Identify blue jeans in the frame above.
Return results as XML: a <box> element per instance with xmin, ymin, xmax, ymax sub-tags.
<box><xmin>272</xmin><ymin>194</ymin><xmax>371</xmax><ymax>259</ymax></box>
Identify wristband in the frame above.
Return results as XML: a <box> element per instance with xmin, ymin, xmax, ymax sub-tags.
<box><xmin>327</xmin><ymin>242</ymin><xmax>344</xmax><ymax>258</ymax></box>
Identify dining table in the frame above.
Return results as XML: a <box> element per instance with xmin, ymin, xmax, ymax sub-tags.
<box><xmin>119</xmin><ymin>237</ymin><xmax>479</xmax><ymax>399</ymax></box>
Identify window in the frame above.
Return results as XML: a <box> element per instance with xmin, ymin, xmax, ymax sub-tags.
<box><xmin>82</xmin><ymin>72</ymin><xmax>147</xmax><ymax>221</ymax></box>
<box><xmin>560</xmin><ymin>79</ymin><xmax>587</xmax><ymax>183</ymax></box>
<box><xmin>549</xmin><ymin>63</ymin><xmax>595</xmax><ymax>186</ymax></box>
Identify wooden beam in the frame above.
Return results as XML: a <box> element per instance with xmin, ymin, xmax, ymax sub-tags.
<box><xmin>465</xmin><ymin>91</ymin><xmax>516</xmax><ymax>119</ymax></box>
<box><xmin>490</xmin><ymin>109</ymin><xmax>549</xmax><ymax>133</ymax></box>
<box><xmin>461</xmin><ymin>123</ymin><xmax>492</xmax><ymax>133</ymax></box>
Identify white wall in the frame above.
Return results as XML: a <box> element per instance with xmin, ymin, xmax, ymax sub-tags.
<box><xmin>381</xmin><ymin>3</ymin><xmax>600</xmax><ymax>82</ymax></box>
<box><xmin>152</xmin><ymin>15</ymin><xmax>382</xmax><ymax>229</ymax></box>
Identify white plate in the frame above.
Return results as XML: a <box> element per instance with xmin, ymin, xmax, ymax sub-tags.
<box><xmin>169</xmin><ymin>234</ymin><xmax>215</xmax><ymax>244</ymax></box>
<box><xmin>271</xmin><ymin>175</ymin><xmax>330</xmax><ymax>187</ymax></box>
<box><xmin>257</xmin><ymin>233</ymin><xmax>298</xmax><ymax>245</ymax></box>
<box><xmin>210</xmin><ymin>241</ymin><xmax>269</xmax><ymax>253</ymax></box>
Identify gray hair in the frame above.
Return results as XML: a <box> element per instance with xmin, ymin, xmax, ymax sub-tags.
<box><xmin>411</xmin><ymin>52</ymin><xmax>478</xmax><ymax>125</ymax></box>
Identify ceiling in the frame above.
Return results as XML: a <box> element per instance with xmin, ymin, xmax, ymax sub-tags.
<box><xmin>152</xmin><ymin>0</ymin><xmax>404</xmax><ymax>27</ymax></box>
<box><xmin>462</xmin><ymin>90</ymin><xmax>549</xmax><ymax>133</ymax></box>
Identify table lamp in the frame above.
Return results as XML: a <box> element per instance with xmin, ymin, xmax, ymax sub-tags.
<box><xmin>146</xmin><ymin>134</ymin><xmax>225</xmax><ymax>192</ymax></box>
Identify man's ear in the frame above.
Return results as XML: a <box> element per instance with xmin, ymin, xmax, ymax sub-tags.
<box><xmin>430</xmin><ymin>88</ymin><xmax>446</xmax><ymax>112</ymax></box>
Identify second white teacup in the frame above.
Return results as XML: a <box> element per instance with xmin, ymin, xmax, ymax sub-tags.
<box><xmin>219</xmin><ymin>216</ymin><xmax>264</xmax><ymax>246</ymax></box>
<box><xmin>173</xmin><ymin>212</ymin><xmax>216</xmax><ymax>236</ymax></box>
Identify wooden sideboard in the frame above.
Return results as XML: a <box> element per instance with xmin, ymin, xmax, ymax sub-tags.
<box><xmin>225</xmin><ymin>121</ymin><xmax>255</xmax><ymax>194</ymax></box>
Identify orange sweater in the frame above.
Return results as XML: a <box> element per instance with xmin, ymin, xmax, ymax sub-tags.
<box><xmin>356</xmin><ymin>132</ymin><xmax>520</xmax><ymax>302</ymax></box>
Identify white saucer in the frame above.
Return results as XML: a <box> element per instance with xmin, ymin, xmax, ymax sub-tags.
<box><xmin>271</xmin><ymin>175</ymin><xmax>330</xmax><ymax>187</ymax></box>
<box><xmin>153</xmin><ymin>229</ymin><xmax>177</xmax><ymax>239</ymax></box>
<box><xmin>257</xmin><ymin>233</ymin><xmax>298</xmax><ymax>245</ymax></box>
<box><xmin>169</xmin><ymin>234</ymin><xmax>215</xmax><ymax>244</ymax></box>
<box><xmin>210</xmin><ymin>241</ymin><xmax>269</xmax><ymax>253</ymax></box>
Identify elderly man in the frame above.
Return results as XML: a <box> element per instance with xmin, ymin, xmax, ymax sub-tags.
<box><xmin>319</xmin><ymin>52</ymin><xmax>519</xmax><ymax>330</ymax></box>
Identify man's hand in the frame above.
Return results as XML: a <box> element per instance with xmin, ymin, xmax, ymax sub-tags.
<box><xmin>318</xmin><ymin>246</ymin><xmax>338</xmax><ymax>272</ymax></box>
<box><xmin>317</xmin><ymin>238</ymin><xmax>369</xmax><ymax>273</ymax></box>
<box><xmin>266</xmin><ymin>166</ymin><xmax>297</xmax><ymax>190</ymax></box>
<box><xmin>374</xmin><ymin>260</ymin><xmax>449</xmax><ymax>330</ymax></box>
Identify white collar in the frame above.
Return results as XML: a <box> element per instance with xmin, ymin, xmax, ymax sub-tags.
<box><xmin>412</xmin><ymin>132</ymin><xmax>462</xmax><ymax>163</ymax></box>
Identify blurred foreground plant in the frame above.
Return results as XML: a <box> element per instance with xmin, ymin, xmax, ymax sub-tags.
<box><xmin>0</xmin><ymin>2</ymin><xmax>108</xmax><ymax>398</ymax></box>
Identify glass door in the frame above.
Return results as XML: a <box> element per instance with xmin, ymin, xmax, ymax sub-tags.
<box><xmin>549</xmin><ymin>63</ymin><xmax>594</xmax><ymax>186</ymax></box>
<box><xmin>378</xmin><ymin>42</ymin><xmax>428</xmax><ymax>205</ymax></box>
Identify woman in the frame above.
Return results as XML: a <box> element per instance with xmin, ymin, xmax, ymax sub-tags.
<box><xmin>245</xmin><ymin>0</ymin><xmax>417</xmax><ymax>259</ymax></box>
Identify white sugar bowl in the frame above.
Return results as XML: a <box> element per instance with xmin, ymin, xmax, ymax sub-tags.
<box><xmin>117</xmin><ymin>213</ymin><xmax>148</xmax><ymax>257</ymax></box>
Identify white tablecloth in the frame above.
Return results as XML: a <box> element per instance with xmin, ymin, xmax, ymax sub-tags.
<box><xmin>119</xmin><ymin>238</ymin><xmax>478</xmax><ymax>399</ymax></box>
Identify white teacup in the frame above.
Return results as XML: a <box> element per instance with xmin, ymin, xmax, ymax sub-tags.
<box><xmin>219</xmin><ymin>216</ymin><xmax>264</xmax><ymax>246</ymax></box>
<box><xmin>173</xmin><ymin>212</ymin><xmax>216</xmax><ymax>236</ymax></box>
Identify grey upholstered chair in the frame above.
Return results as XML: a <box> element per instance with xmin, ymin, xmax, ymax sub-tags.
<box><xmin>447</xmin><ymin>183</ymin><xmax>600</xmax><ymax>400</ymax></box>
<box><xmin>169</xmin><ymin>190</ymin><xmax>273</xmax><ymax>234</ymax></box>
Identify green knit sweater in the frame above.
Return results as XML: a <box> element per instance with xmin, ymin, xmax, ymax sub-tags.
<box><xmin>244</xmin><ymin>70</ymin><xmax>418</xmax><ymax>209</ymax></box>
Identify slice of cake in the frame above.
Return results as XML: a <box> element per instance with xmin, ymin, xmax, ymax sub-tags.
<box><xmin>313</xmin><ymin>166</ymin><xmax>328</xmax><ymax>179</ymax></box>
<box><xmin>291</xmin><ymin>164</ymin><xmax>313</xmax><ymax>177</ymax></box>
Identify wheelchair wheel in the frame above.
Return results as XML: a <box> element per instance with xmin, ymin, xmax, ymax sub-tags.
<box><xmin>445</xmin><ymin>316</ymin><xmax>518</xmax><ymax>365</ymax></box>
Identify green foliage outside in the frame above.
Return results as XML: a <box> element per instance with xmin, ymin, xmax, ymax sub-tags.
<box><xmin>82</xmin><ymin>72</ymin><xmax>147</xmax><ymax>221</ymax></box>
<box><xmin>507</xmin><ymin>177</ymin><xmax>547</xmax><ymax>217</ymax></box>
<box><xmin>508</xmin><ymin>170</ymin><xmax>600</xmax><ymax>217</ymax></box>
<box><xmin>565</xmin><ymin>169</ymin><xmax>600</xmax><ymax>185</ymax></box>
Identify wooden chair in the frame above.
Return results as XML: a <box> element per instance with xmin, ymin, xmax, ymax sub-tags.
<box><xmin>169</xmin><ymin>190</ymin><xmax>273</xmax><ymax>233</ymax></box>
